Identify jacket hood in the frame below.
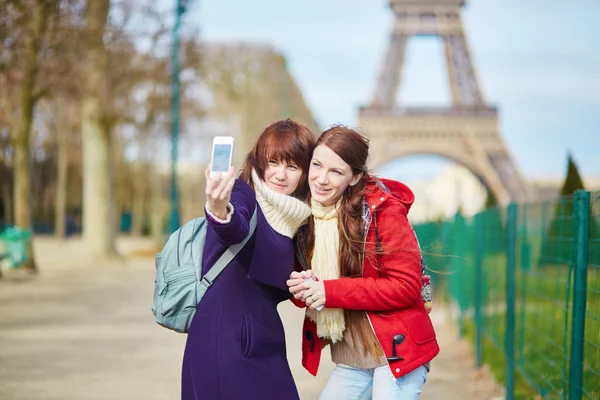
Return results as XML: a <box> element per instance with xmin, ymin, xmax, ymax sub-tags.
<box><xmin>369</xmin><ymin>177</ymin><xmax>415</xmax><ymax>212</ymax></box>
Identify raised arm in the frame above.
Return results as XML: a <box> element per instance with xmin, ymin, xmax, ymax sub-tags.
<box><xmin>205</xmin><ymin>169</ymin><xmax>257</xmax><ymax>246</ymax></box>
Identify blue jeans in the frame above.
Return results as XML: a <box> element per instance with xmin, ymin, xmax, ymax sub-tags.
<box><xmin>319</xmin><ymin>364</ymin><xmax>428</xmax><ymax>400</ymax></box>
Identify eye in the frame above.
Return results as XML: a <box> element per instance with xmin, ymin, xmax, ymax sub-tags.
<box><xmin>288</xmin><ymin>164</ymin><xmax>298</xmax><ymax>171</ymax></box>
<box><xmin>268</xmin><ymin>160</ymin><xmax>278</xmax><ymax>165</ymax></box>
<box><xmin>311</xmin><ymin>162</ymin><xmax>321</xmax><ymax>168</ymax></box>
<box><xmin>332</xmin><ymin>170</ymin><xmax>342</xmax><ymax>175</ymax></box>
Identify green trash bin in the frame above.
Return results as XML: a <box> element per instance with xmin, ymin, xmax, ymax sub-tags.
<box><xmin>0</xmin><ymin>227</ymin><xmax>32</xmax><ymax>269</ymax></box>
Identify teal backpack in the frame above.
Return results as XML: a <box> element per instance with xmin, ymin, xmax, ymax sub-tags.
<box><xmin>152</xmin><ymin>209</ymin><xmax>258</xmax><ymax>333</ymax></box>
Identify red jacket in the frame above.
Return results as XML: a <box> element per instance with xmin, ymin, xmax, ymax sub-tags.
<box><xmin>294</xmin><ymin>177</ymin><xmax>439</xmax><ymax>379</ymax></box>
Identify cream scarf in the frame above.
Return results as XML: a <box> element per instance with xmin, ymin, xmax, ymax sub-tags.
<box><xmin>307</xmin><ymin>199</ymin><xmax>346</xmax><ymax>343</ymax></box>
<box><xmin>251</xmin><ymin>169</ymin><xmax>311</xmax><ymax>238</ymax></box>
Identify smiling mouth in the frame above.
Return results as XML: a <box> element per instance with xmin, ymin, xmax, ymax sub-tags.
<box><xmin>270</xmin><ymin>182</ymin><xmax>287</xmax><ymax>188</ymax></box>
<box><xmin>314</xmin><ymin>184</ymin><xmax>331</xmax><ymax>194</ymax></box>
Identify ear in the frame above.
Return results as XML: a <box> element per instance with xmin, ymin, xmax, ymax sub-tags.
<box><xmin>349</xmin><ymin>173</ymin><xmax>363</xmax><ymax>187</ymax></box>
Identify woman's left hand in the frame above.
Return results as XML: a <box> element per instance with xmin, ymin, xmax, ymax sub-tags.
<box><xmin>302</xmin><ymin>280</ymin><xmax>326</xmax><ymax>310</ymax></box>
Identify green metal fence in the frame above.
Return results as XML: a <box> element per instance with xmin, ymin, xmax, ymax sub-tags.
<box><xmin>414</xmin><ymin>190</ymin><xmax>599</xmax><ymax>400</ymax></box>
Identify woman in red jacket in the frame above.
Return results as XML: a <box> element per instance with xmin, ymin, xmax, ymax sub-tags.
<box><xmin>287</xmin><ymin>125</ymin><xmax>439</xmax><ymax>399</ymax></box>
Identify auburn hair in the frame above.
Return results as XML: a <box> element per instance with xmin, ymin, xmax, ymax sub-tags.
<box><xmin>303</xmin><ymin>125</ymin><xmax>384</xmax><ymax>359</ymax></box>
<box><xmin>239</xmin><ymin>119</ymin><xmax>316</xmax><ymax>201</ymax></box>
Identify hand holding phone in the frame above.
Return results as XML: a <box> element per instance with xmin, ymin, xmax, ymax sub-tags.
<box><xmin>205</xmin><ymin>166</ymin><xmax>236</xmax><ymax>220</ymax></box>
<box><xmin>205</xmin><ymin>136</ymin><xmax>236</xmax><ymax>219</ymax></box>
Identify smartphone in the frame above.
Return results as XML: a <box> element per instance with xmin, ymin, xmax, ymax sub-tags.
<box><xmin>209</xmin><ymin>136</ymin><xmax>234</xmax><ymax>179</ymax></box>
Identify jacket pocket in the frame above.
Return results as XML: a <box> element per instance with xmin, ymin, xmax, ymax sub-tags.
<box><xmin>241</xmin><ymin>314</ymin><xmax>252</xmax><ymax>357</ymax></box>
<box><xmin>241</xmin><ymin>313</ymin><xmax>285</xmax><ymax>358</ymax></box>
<box><xmin>402</xmin><ymin>308</ymin><xmax>436</xmax><ymax>345</ymax></box>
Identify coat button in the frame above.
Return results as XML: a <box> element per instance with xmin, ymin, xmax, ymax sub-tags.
<box><xmin>395</xmin><ymin>368</ymin><xmax>400</xmax><ymax>373</ymax></box>
<box><xmin>380</xmin><ymin>197</ymin><xmax>384</xmax><ymax>201</ymax></box>
<box><xmin>371</xmin><ymin>205</ymin><xmax>376</xmax><ymax>209</ymax></box>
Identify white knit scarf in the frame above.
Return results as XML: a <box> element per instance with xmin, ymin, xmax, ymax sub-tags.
<box><xmin>307</xmin><ymin>199</ymin><xmax>346</xmax><ymax>343</ymax></box>
<box><xmin>251</xmin><ymin>169</ymin><xmax>311</xmax><ymax>238</ymax></box>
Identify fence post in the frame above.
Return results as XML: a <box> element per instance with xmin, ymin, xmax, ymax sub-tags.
<box><xmin>518</xmin><ymin>221</ymin><xmax>531</xmax><ymax>372</ymax></box>
<box><xmin>506</xmin><ymin>202</ymin><xmax>517</xmax><ymax>400</ymax></box>
<box><xmin>569</xmin><ymin>190</ymin><xmax>590</xmax><ymax>400</ymax></box>
<box><xmin>474</xmin><ymin>212</ymin><xmax>484</xmax><ymax>368</ymax></box>
<box><xmin>453</xmin><ymin>212</ymin><xmax>466</xmax><ymax>338</ymax></box>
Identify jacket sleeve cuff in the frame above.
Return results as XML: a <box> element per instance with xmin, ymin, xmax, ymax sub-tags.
<box><xmin>323</xmin><ymin>280</ymin><xmax>339</xmax><ymax>308</ymax></box>
<box><xmin>205</xmin><ymin>203</ymin><xmax>235</xmax><ymax>224</ymax></box>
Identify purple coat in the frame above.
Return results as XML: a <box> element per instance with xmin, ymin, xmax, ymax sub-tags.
<box><xmin>181</xmin><ymin>179</ymin><xmax>300</xmax><ymax>400</ymax></box>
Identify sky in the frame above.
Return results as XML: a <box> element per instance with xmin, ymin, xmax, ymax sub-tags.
<box><xmin>176</xmin><ymin>0</ymin><xmax>600</xmax><ymax>182</ymax></box>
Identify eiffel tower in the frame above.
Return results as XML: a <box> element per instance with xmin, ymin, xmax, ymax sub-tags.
<box><xmin>359</xmin><ymin>0</ymin><xmax>537</xmax><ymax>205</ymax></box>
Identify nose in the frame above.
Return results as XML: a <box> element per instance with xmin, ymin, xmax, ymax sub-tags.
<box><xmin>316</xmin><ymin>171</ymin><xmax>328</xmax><ymax>185</ymax></box>
<box><xmin>274</xmin><ymin>165</ymin><xmax>286</xmax><ymax>180</ymax></box>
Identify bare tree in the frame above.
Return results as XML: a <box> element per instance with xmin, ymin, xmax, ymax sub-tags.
<box><xmin>0</xmin><ymin>0</ymin><xmax>65</xmax><ymax>271</ymax></box>
<box><xmin>199</xmin><ymin>43</ymin><xmax>320</xmax><ymax>168</ymax></box>
<box><xmin>39</xmin><ymin>98</ymin><xmax>80</xmax><ymax>239</ymax></box>
<box><xmin>0</xmin><ymin>75</ymin><xmax>15</xmax><ymax>226</ymax></box>
<box><xmin>81</xmin><ymin>0</ymin><xmax>115</xmax><ymax>258</ymax></box>
<box><xmin>0</xmin><ymin>126</ymin><xmax>12</xmax><ymax>226</ymax></box>
<box><xmin>127</xmin><ymin>12</ymin><xmax>170</xmax><ymax>237</ymax></box>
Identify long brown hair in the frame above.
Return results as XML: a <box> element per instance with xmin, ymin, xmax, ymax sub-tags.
<box><xmin>239</xmin><ymin>119</ymin><xmax>316</xmax><ymax>200</ymax></box>
<box><xmin>304</xmin><ymin>125</ymin><xmax>383</xmax><ymax>358</ymax></box>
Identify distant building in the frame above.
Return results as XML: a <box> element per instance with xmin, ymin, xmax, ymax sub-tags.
<box><xmin>407</xmin><ymin>165</ymin><xmax>487</xmax><ymax>224</ymax></box>
<box><xmin>405</xmin><ymin>165</ymin><xmax>600</xmax><ymax>224</ymax></box>
<box><xmin>530</xmin><ymin>176</ymin><xmax>600</xmax><ymax>201</ymax></box>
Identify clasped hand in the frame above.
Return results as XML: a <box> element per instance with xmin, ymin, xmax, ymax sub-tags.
<box><xmin>287</xmin><ymin>270</ymin><xmax>326</xmax><ymax>310</ymax></box>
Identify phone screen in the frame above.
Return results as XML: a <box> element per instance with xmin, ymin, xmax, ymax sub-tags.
<box><xmin>211</xmin><ymin>144</ymin><xmax>232</xmax><ymax>172</ymax></box>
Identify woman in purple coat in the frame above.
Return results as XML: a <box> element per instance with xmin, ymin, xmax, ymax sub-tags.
<box><xmin>181</xmin><ymin>119</ymin><xmax>316</xmax><ymax>400</ymax></box>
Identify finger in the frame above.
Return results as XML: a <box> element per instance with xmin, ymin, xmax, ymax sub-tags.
<box><xmin>205</xmin><ymin>167</ymin><xmax>220</xmax><ymax>193</ymax></box>
<box><xmin>294</xmin><ymin>291</ymin><xmax>305</xmax><ymax>300</ymax></box>
<box><xmin>218</xmin><ymin>174</ymin><xmax>236</xmax><ymax>201</ymax></box>
<box><xmin>303</xmin><ymin>270</ymin><xmax>314</xmax><ymax>279</ymax></box>
<box><xmin>213</xmin><ymin>169</ymin><xmax>233</xmax><ymax>199</ymax></box>
<box><xmin>210</xmin><ymin>177</ymin><xmax>227</xmax><ymax>199</ymax></box>
<box><xmin>310</xmin><ymin>298</ymin><xmax>325</xmax><ymax>310</ymax></box>
<box><xmin>226</xmin><ymin>166</ymin><xmax>236</xmax><ymax>179</ymax></box>
<box><xmin>288</xmin><ymin>278</ymin><xmax>305</xmax><ymax>287</ymax></box>
<box><xmin>302</xmin><ymin>280</ymin><xmax>315</xmax><ymax>290</ymax></box>
<box><xmin>303</xmin><ymin>284</ymin><xmax>320</xmax><ymax>301</ymax></box>
<box><xmin>287</xmin><ymin>282</ymin><xmax>304</xmax><ymax>293</ymax></box>
<box><xmin>215</xmin><ymin>167</ymin><xmax>234</xmax><ymax>191</ymax></box>
<box><xmin>223</xmin><ymin>167</ymin><xmax>236</xmax><ymax>185</ymax></box>
<box><xmin>290</xmin><ymin>271</ymin><xmax>304</xmax><ymax>280</ymax></box>
<box><xmin>301</xmin><ymin>289</ymin><xmax>314</xmax><ymax>302</ymax></box>
<box><xmin>211</xmin><ymin>171</ymin><xmax>222</xmax><ymax>183</ymax></box>
<box><xmin>285</xmin><ymin>279</ymin><xmax>303</xmax><ymax>287</ymax></box>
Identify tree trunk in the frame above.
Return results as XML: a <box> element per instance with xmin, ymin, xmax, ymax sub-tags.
<box><xmin>149</xmin><ymin>165</ymin><xmax>165</xmax><ymax>247</ymax></box>
<box><xmin>11</xmin><ymin>3</ymin><xmax>48</xmax><ymax>272</ymax></box>
<box><xmin>2</xmin><ymin>183</ymin><xmax>11</xmax><ymax>226</ymax></box>
<box><xmin>54</xmin><ymin>119</ymin><xmax>68</xmax><ymax>239</ymax></box>
<box><xmin>81</xmin><ymin>0</ymin><xmax>116</xmax><ymax>259</ymax></box>
<box><xmin>130</xmin><ymin>163</ymin><xmax>146</xmax><ymax>236</ymax></box>
<box><xmin>13</xmin><ymin>123</ymin><xmax>32</xmax><ymax>232</ymax></box>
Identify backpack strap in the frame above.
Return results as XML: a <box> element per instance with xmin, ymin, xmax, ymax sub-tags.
<box><xmin>199</xmin><ymin>206</ymin><xmax>259</xmax><ymax>290</ymax></box>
